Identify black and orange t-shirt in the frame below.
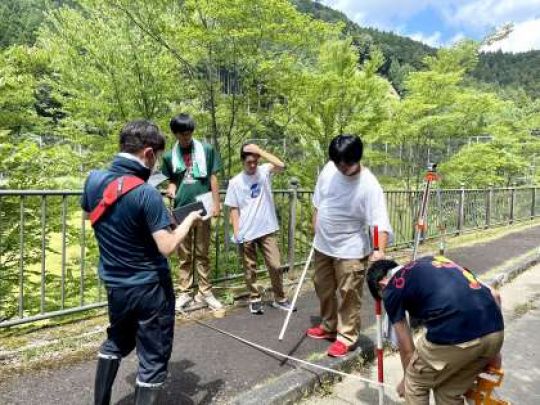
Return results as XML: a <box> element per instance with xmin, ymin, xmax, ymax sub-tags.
<box><xmin>383</xmin><ymin>255</ymin><xmax>504</xmax><ymax>344</ymax></box>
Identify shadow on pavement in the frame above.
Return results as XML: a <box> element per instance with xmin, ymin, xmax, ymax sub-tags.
<box><xmin>115</xmin><ymin>359</ymin><xmax>224</xmax><ymax>405</ymax></box>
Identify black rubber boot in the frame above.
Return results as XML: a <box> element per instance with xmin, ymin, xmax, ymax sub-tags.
<box><xmin>94</xmin><ymin>357</ymin><xmax>120</xmax><ymax>405</ymax></box>
<box><xmin>134</xmin><ymin>385</ymin><xmax>161</xmax><ymax>405</ymax></box>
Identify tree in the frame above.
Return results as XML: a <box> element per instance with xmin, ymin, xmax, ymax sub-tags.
<box><xmin>36</xmin><ymin>0</ymin><xmax>339</xmax><ymax>179</ymax></box>
<box><xmin>272</xmin><ymin>39</ymin><xmax>394</xmax><ymax>186</ymax></box>
<box><xmin>379</xmin><ymin>41</ymin><xmax>522</xmax><ymax>189</ymax></box>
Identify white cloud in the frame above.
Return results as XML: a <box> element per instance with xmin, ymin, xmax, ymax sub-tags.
<box><xmin>444</xmin><ymin>0</ymin><xmax>540</xmax><ymax>30</ymax></box>
<box><xmin>320</xmin><ymin>0</ymin><xmax>540</xmax><ymax>51</ymax></box>
<box><xmin>481</xmin><ymin>18</ymin><xmax>540</xmax><ymax>53</ymax></box>
<box><xmin>407</xmin><ymin>31</ymin><xmax>467</xmax><ymax>48</ymax></box>
<box><xmin>408</xmin><ymin>31</ymin><xmax>443</xmax><ymax>47</ymax></box>
<box><xmin>448</xmin><ymin>32</ymin><xmax>466</xmax><ymax>45</ymax></box>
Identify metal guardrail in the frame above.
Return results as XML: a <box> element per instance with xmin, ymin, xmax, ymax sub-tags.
<box><xmin>1</xmin><ymin>184</ymin><xmax>539</xmax><ymax>327</ymax></box>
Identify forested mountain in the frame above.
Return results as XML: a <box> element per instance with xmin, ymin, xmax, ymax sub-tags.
<box><xmin>292</xmin><ymin>0</ymin><xmax>435</xmax><ymax>93</ymax></box>
<box><xmin>0</xmin><ymin>0</ymin><xmax>76</xmax><ymax>48</ymax></box>
<box><xmin>472</xmin><ymin>51</ymin><xmax>540</xmax><ymax>99</ymax></box>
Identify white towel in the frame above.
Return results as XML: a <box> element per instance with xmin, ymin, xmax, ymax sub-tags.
<box><xmin>171</xmin><ymin>139</ymin><xmax>207</xmax><ymax>178</ymax></box>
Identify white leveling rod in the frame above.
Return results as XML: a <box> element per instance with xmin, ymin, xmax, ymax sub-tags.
<box><xmin>278</xmin><ymin>244</ymin><xmax>315</xmax><ymax>341</ymax></box>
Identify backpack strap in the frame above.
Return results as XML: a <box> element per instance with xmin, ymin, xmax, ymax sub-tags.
<box><xmin>89</xmin><ymin>176</ymin><xmax>145</xmax><ymax>226</ymax></box>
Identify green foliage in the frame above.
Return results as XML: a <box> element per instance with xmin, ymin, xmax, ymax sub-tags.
<box><xmin>472</xmin><ymin>50</ymin><xmax>540</xmax><ymax>99</ymax></box>
<box><xmin>33</xmin><ymin>0</ymin><xmax>340</xmax><ymax>179</ymax></box>
<box><xmin>440</xmin><ymin>143</ymin><xmax>528</xmax><ymax>187</ymax></box>
<box><xmin>271</xmin><ymin>39</ymin><xmax>393</xmax><ymax>185</ymax></box>
<box><xmin>0</xmin><ymin>0</ymin><xmax>49</xmax><ymax>48</ymax></box>
<box><xmin>379</xmin><ymin>41</ymin><xmax>539</xmax><ymax>189</ymax></box>
<box><xmin>0</xmin><ymin>0</ymin><xmax>74</xmax><ymax>48</ymax></box>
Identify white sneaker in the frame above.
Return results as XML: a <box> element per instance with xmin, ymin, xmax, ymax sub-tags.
<box><xmin>271</xmin><ymin>300</ymin><xmax>297</xmax><ymax>312</ymax></box>
<box><xmin>195</xmin><ymin>292</ymin><xmax>223</xmax><ymax>311</ymax></box>
<box><xmin>175</xmin><ymin>293</ymin><xmax>192</xmax><ymax>311</ymax></box>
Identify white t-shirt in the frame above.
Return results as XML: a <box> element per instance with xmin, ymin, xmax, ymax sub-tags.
<box><xmin>224</xmin><ymin>163</ymin><xmax>279</xmax><ymax>242</ymax></box>
<box><xmin>313</xmin><ymin>162</ymin><xmax>393</xmax><ymax>259</ymax></box>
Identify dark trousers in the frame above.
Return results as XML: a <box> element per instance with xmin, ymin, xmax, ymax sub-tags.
<box><xmin>100</xmin><ymin>276</ymin><xmax>175</xmax><ymax>385</ymax></box>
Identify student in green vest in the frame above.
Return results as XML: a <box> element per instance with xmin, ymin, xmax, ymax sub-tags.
<box><xmin>162</xmin><ymin>113</ymin><xmax>223</xmax><ymax>311</ymax></box>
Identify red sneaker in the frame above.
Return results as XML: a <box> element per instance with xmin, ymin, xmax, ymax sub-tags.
<box><xmin>306</xmin><ymin>325</ymin><xmax>336</xmax><ymax>340</ymax></box>
<box><xmin>327</xmin><ymin>340</ymin><xmax>350</xmax><ymax>357</ymax></box>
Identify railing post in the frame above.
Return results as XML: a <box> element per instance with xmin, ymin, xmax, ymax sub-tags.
<box><xmin>509</xmin><ymin>184</ymin><xmax>515</xmax><ymax>225</ymax></box>
<box><xmin>287</xmin><ymin>177</ymin><xmax>299</xmax><ymax>274</ymax></box>
<box><xmin>19</xmin><ymin>195</ymin><xmax>25</xmax><ymax>319</ymax></box>
<box><xmin>457</xmin><ymin>183</ymin><xmax>465</xmax><ymax>234</ymax></box>
<box><xmin>223</xmin><ymin>205</ymin><xmax>230</xmax><ymax>253</ymax></box>
<box><xmin>222</xmin><ymin>180</ymin><xmax>230</xmax><ymax>254</ymax></box>
<box><xmin>531</xmin><ymin>187</ymin><xmax>536</xmax><ymax>220</ymax></box>
<box><xmin>486</xmin><ymin>184</ymin><xmax>493</xmax><ymax>229</ymax></box>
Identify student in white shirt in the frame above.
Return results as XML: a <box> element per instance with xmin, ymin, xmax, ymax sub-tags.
<box><xmin>307</xmin><ymin>134</ymin><xmax>393</xmax><ymax>357</ymax></box>
<box><xmin>224</xmin><ymin>144</ymin><xmax>294</xmax><ymax>314</ymax></box>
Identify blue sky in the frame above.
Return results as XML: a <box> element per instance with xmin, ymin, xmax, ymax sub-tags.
<box><xmin>320</xmin><ymin>0</ymin><xmax>540</xmax><ymax>52</ymax></box>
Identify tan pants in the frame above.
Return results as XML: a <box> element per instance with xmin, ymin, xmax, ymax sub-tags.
<box><xmin>177</xmin><ymin>220</ymin><xmax>212</xmax><ymax>295</ymax></box>
<box><xmin>240</xmin><ymin>234</ymin><xmax>285</xmax><ymax>301</ymax></box>
<box><xmin>313</xmin><ymin>250</ymin><xmax>368</xmax><ymax>345</ymax></box>
<box><xmin>405</xmin><ymin>330</ymin><xmax>504</xmax><ymax>405</ymax></box>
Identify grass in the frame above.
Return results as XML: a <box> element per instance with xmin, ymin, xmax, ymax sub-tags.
<box><xmin>0</xmin><ymin>313</ymin><xmax>107</xmax><ymax>379</ymax></box>
<box><xmin>512</xmin><ymin>295</ymin><xmax>540</xmax><ymax>320</ymax></box>
<box><xmin>26</xmin><ymin>211</ymin><xmax>86</xmax><ymax>283</ymax></box>
<box><xmin>305</xmin><ymin>352</ymin><xmax>326</xmax><ymax>362</ymax></box>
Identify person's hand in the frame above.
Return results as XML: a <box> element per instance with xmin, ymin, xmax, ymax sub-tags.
<box><xmin>166</xmin><ymin>183</ymin><xmax>177</xmax><ymax>199</ymax></box>
<box><xmin>243</xmin><ymin>143</ymin><xmax>262</xmax><ymax>155</ymax></box>
<box><xmin>370</xmin><ymin>249</ymin><xmax>385</xmax><ymax>262</ymax></box>
<box><xmin>396</xmin><ymin>378</ymin><xmax>405</xmax><ymax>398</ymax></box>
<box><xmin>187</xmin><ymin>210</ymin><xmax>203</xmax><ymax>225</ymax></box>
<box><xmin>485</xmin><ymin>353</ymin><xmax>502</xmax><ymax>371</ymax></box>
<box><xmin>230</xmin><ymin>233</ymin><xmax>243</xmax><ymax>244</ymax></box>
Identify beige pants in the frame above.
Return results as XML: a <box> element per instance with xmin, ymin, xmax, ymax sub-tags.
<box><xmin>240</xmin><ymin>233</ymin><xmax>285</xmax><ymax>301</ymax></box>
<box><xmin>313</xmin><ymin>250</ymin><xmax>368</xmax><ymax>345</ymax></box>
<box><xmin>405</xmin><ymin>330</ymin><xmax>504</xmax><ymax>405</ymax></box>
<box><xmin>177</xmin><ymin>220</ymin><xmax>212</xmax><ymax>295</ymax></box>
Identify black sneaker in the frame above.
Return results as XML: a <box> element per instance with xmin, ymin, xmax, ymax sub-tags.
<box><xmin>249</xmin><ymin>300</ymin><xmax>264</xmax><ymax>315</ymax></box>
<box><xmin>271</xmin><ymin>300</ymin><xmax>297</xmax><ymax>312</ymax></box>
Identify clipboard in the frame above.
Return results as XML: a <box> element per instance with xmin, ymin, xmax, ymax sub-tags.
<box><xmin>172</xmin><ymin>201</ymin><xmax>206</xmax><ymax>225</ymax></box>
<box><xmin>195</xmin><ymin>192</ymin><xmax>214</xmax><ymax>221</ymax></box>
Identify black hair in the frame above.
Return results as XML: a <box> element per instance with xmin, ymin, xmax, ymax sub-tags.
<box><xmin>328</xmin><ymin>134</ymin><xmax>363</xmax><ymax>165</ymax></box>
<box><xmin>169</xmin><ymin>113</ymin><xmax>196</xmax><ymax>134</ymax></box>
<box><xmin>240</xmin><ymin>143</ymin><xmax>259</xmax><ymax>161</ymax></box>
<box><xmin>367</xmin><ymin>259</ymin><xmax>400</xmax><ymax>300</ymax></box>
<box><xmin>119</xmin><ymin>120</ymin><xmax>165</xmax><ymax>153</ymax></box>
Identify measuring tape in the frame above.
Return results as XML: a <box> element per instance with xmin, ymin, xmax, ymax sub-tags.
<box><xmin>177</xmin><ymin>308</ymin><xmax>394</xmax><ymax>390</ymax></box>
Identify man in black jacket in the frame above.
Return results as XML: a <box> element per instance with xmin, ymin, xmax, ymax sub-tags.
<box><xmin>82</xmin><ymin>120</ymin><xmax>201</xmax><ymax>404</ymax></box>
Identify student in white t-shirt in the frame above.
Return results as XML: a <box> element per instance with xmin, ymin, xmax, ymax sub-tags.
<box><xmin>306</xmin><ymin>134</ymin><xmax>393</xmax><ymax>358</ymax></box>
<box><xmin>224</xmin><ymin>144</ymin><xmax>294</xmax><ymax>315</ymax></box>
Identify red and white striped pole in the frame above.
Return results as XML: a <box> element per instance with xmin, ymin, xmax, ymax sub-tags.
<box><xmin>373</xmin><ymin>225</ymin><xmax>385</xmax><ymax>405</ymax></box>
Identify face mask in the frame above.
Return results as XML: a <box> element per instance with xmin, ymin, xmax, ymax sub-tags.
<box><xmin>138</xmin><ymin>149</ymin><xmax>157</xmax><ymax>181</ymax></box>
<box><xmin>143</xmin><ymin>149</ymin><xmax>159</xmax><ymax>171</ymax></box>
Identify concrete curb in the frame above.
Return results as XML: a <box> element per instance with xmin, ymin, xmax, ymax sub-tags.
<box><xmin>230</xmin><ymin>248</ymin><xmax>540</xmax><ymax>405</ymax></box>
<box><xmin>486</xmin><ymin>247</ymin><xmax>540</xmax><ymax>288</ymax></box>
<box><xmin>230</xmin><ymin>343</ymin><xmax>373</xmax><ymax>405</ymax></box>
